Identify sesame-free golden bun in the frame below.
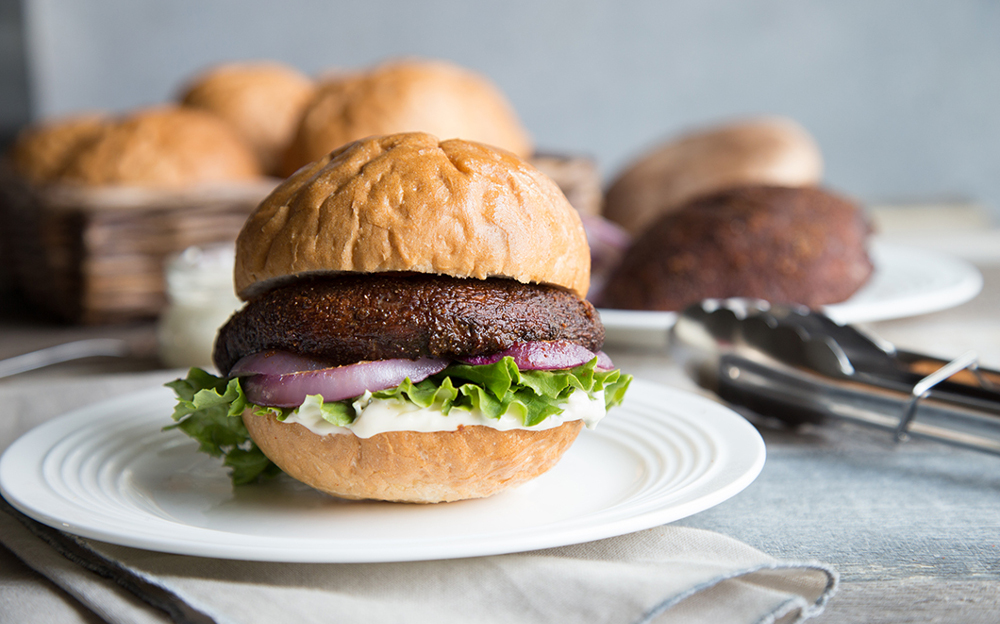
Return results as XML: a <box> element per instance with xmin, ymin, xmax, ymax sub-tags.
<box><xmin>7</xmin><ymin>113</ymin><xmax>108</xmax><ymax>183</ymax></box>
<box><xmin>244</xmin><ymin>413</ymin><xmax>583</xmax><ymax>503</ymax></box>
<box><xmin>180</xmin><ymin>61</ymin><xmax>315</xmax><ymax>175</ymax></box>
<box><xmin>279</xmin><ymin>58</ymin><xmax>532</xmax><ymax>176</ymax></box>
<box><xmin>235</xmin><ymin>132</ymin><xmax>590</xmax><ymax>300</ymax></box>
<box><xmin>59</xmin><ymin>105</ymin><xmax>262</xmax><ymax>187</ymax></box>
<box><xmin>604</xmin><ymin>117</ymin><xmax>823</xmax><ymax>235</ymax></box>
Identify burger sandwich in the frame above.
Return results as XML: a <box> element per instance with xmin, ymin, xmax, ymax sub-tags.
<box><xmin>168</xmin><ymin>132</ymin><xmax>631</xmax><ymax>503</ymax></box>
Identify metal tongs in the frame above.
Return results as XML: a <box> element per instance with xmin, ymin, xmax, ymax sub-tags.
<box><xmin>669</xmin><ymin>299</ymin><xmax>1000</xmax><ymax>455</ymax></box>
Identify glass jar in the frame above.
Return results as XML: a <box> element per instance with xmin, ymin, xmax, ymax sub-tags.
<box><xmin>157</xmin><ymin>245</ymin><xmax>242</xmax><ymax>370</ymax></box>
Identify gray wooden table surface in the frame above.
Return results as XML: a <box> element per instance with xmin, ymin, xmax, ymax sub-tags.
<box><xmin>1</xmin><ymin>262</ymin><xmax>998</xmax><ymax>623</ymax></box>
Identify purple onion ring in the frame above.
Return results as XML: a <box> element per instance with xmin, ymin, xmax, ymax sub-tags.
<box><xmin>460</xmin><ymin>340</ymin><xmax>614</xmax><ymax>371</ymax></box>
<box><xmin>241</xmin><ymin>357</ymin><xmax>448</xmax><ymax>408</ymax></box>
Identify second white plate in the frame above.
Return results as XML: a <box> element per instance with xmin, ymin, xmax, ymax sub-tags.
<box><xmin>0</xmin><ymin>380</ymin><xmax>764</xmax><ymax>563</ymax></box>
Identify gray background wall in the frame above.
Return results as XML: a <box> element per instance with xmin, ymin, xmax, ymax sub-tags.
<box><xmin>7</xmin><ymin>0</ymin><xmax>1000</xmax><ymax>219</ymax></box>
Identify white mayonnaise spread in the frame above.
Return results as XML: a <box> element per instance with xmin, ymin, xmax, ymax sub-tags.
<box><xmin>281</xmin><ymin>389</ymin><xmax>607</xmax><ymax>439</ymax></box>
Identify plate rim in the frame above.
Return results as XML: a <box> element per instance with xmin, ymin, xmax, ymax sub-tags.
<box><xmin>0</xmin><ymin>380</ymin><xmax>765</xmax><ymax>563</ymax></box>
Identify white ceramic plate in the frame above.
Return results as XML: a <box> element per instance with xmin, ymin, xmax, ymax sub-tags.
<box><xmin>599</xmin><ymin>240</ymin><xmax>983</xmax><ymax>348</ymax></box>
<box><xmin>0</xmin><ymin>380</ymin><xmax>764</xmax><ymax>563</ymax></box>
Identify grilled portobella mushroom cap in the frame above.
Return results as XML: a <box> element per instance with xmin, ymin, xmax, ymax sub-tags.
<box><xmin>598</xmin><ymin>185</ymin><xmax>873</xmax><ymax>312</ymax></box>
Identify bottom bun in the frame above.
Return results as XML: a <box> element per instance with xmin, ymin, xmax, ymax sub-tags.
<box><xmin>242</xmin><ymin>412</ymin><xmax>583</xmax><ymax>503</ymax></box>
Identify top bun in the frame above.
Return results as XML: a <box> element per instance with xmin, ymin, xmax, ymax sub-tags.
<box><xmin>180</xmin><ymin>62</ymin><xmax>315</xmax><ymax>175</ymax></box>
<box><xmin>235</xmin><ymin>132</ymin><xmax>589</xmax><ymax>299</ymax></box>
<box><xmin>604</xmin><ymin>117</ymin><xmax>823</xmax><ymax>234</ymax></box>
<box><xmin>279</xmin><ymin>59</ymin><xmax>532</xmax><ymax>176</ymax></box>
<box><xmin>7</xmin><ymin>112</ymin><xmax>108</xmax><ymax>183</ymax></box>
<box><xmin>60</xmin><ymin>106</ymin><xmax>262</xmax><ymax>187</ymax></box>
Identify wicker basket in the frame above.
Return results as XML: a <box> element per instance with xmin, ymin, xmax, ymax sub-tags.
<box><xmin>0</xmin><ymin>166</ymin><xmax>277</xmax><ymax>324</ymax></box>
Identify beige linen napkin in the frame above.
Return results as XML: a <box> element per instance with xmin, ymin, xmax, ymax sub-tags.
<box><xmin>1</xmin><ymin>496</ymin><xmax>835</xmax><ymax>624</ymax></box>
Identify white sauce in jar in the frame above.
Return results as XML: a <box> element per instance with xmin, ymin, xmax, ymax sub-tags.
<box><xmin>157</xmin><ymin>245</ymin><xmax>242</xmax><ymax>369</ymax></box>
<box><xmin>282</xmin><ymin>389</ymin><xmax>607</xmax><ymax>439</ymax></box>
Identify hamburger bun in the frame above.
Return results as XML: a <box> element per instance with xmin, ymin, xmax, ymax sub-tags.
<box><xmin>279</xmin><ymin>58</ymin><xmax>532</xmax><ymax>176</ymax></box>
<box><xmin>244</xmin><ymin>414</ymin><xmax>583</xmax><ymax>503</ymax></box>
<box><xmin>7</xmin><ymin>113</ymin><xmax>108</xmax><ymax>183</ymax></box>
<box><xmin>60</xmin><ymin>105</ymin><xmax>262</xmax><ymax>187</ymax></box>
<box><xmin>237</xmin><ymin>132</ymin><xmax>588</xmax><ymax>299</ymax></box>
<box><xmin>598</xmin><ymin>185</ymin><xmax>873</xmax><ymax>311</ymax></box>
<box><xmin>226</xmin><ymin>132</ymin><xmax>604</xmax><ymax>503</ymax></box>
<box><xmin>604</xmin><ymin>117</ymin><xmax>823</xmax><ymax>235</ymax></box>
<box><xmin>180</xmin><ymin>62</ymin><xmax>315</xmax><ymax>175</ymax></box>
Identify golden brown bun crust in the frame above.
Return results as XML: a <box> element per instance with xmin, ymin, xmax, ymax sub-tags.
<box><xmin>235</xmin><ymin>132</ymin><xmax>590</xmax><ymax>299</ymax></box>
<box><xmin>279</xmin><ymin>59</ymin><xmax>532</xmax><ymax>176</ymax></box>
<box><xmin>7</xmin><ymin>113</ymin><xmax>108</xmax><ymax>183</ymax></box>
<box><xmin>598</xmin><ymin>185</ymin><xmax>873</xmax><ymax>311</ymax></box>
<box><xmin>180</xmin><ymin>62</ymin><xmax>315</xmax><ymax>175</ymax></box>
<box><xmin>604</xmin><ymin>117</ymin><xmax>823</xmax><ymax>235</ymax></box>
<box><xmin>60</xmin><ymin>106</ymin><xmax>262</xmax><ymax>187</ymax></box>
<box><xmin>243</xmin><ymin>412</ymin><xmax>583</xmax><ymax>503</ymax></box>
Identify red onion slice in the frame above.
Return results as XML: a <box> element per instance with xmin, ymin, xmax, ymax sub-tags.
<box><xmin>460</xmin><ymin>341</ymin><xmax>615</xmax><ymax>371</ymax></box>
<box><xmin>242</xmin><ymin>357</ymin><xmax>448</xmax><ymax>408</ymax></box>
<box><xmin>581</xmin><ymin>214</ymin><xmax>632</xmax><ymax>302</ymax></box>
<box><xmin>581</xmin><ymin>214</ymin><xmax>632</xmax><ymax>264</ymax></box>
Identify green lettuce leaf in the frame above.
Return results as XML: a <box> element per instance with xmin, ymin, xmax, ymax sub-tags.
<box><xmin>307</xmin><ymin>394</ymin><xmax>356</xmax><ymax>426</ymax></box>
<box><xmin>164</xmin><ymin>372</ymin><xmax>280</xmax><ymax>485</ymax></box>
<box><xmin>166</xmin><ymin>358</ymin><xmax>632</xmax><ymax>486</ymax></box>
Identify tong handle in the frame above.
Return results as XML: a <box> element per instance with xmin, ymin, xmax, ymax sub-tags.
<box><xmin>897</xmin><ymin>351</ymin><xmax>1000</xmax><ymax>391</ymax></box>
<box><xmin>717</xmin><ymin>354</ymin><xmax>1000</xmax><ymax>456</ymax></box>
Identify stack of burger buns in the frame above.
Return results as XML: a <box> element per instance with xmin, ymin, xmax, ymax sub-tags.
<box><xmin>180</xmin><ymin>62</ymin><xmax>316</xmax><ymax>177</ymax></box>
<box><xmin>279</xmin><ymin>58</ymin><xmax>533</xmax><ymax>175</ymax></box>
<box><xmin>6</xmin><ymin>112</ymin><xmax>109</xmax><ymax>185</ymax></box>
<box><xmin>594</xmin><ymin>117</ymin><xmax>874</xmax><ymax>311</ymax></box>
<box><xmin>1</xmin><ymin>95</ymin><xmax>279</xmax><ymax>322</ymax></box>
<box><xmin>5</xmin><ymin>57</ymin><xmax>608</xmax><ymax>324</ymax></box>
<box><xmin>275</xmin><ymin>58</ymin><xmax>601</xmax><ymax>215</ymax></box>
<box><xmin>56</xmin><ymin>106</ymin><xmax>263</xmax><ymax>187</ymax></box>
